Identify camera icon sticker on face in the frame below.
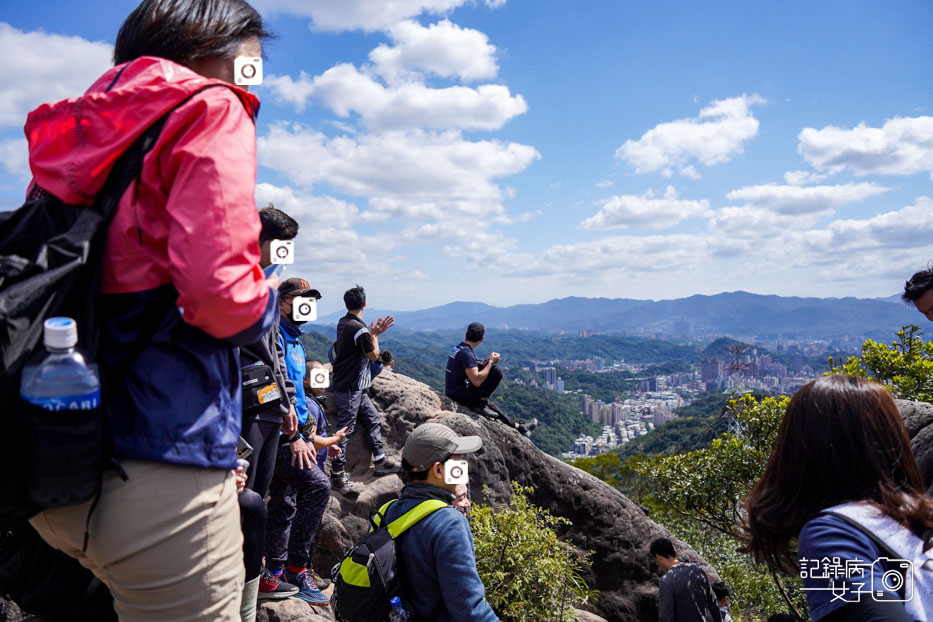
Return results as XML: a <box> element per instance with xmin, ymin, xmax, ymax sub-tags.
<box><xmin>270</xmin><ymin>240</ymin><xmax>294</xmax><ymax>265</ymax></box>
<box><xmin>309</xmin><ymin>368</ymin><xmax>330</xmax><ymax>389</ymax></box>
<box><xmin>292</xmin><ymin>296</ymin><xmax>317</xmax><ymax>322</ymax></box>
<box><xmin>234</xmin><ymin>56</ymin><xmax>263</xmax><ymax>86</ymax></box>
<box><xmin>444</xmin><ymin>459</ymin><xmax>469</xmax><ymax>485</ymax></box>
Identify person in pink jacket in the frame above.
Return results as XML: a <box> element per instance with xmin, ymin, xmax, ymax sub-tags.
<box><xmin>25</xmin><ymin>1</ymin><xmax>276</xmax><ymax>620</ymax></box>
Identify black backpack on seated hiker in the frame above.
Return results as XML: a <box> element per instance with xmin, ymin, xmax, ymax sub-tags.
<box><xmin>332</xmin><ymin>498</ymin><xmax>448</xmax><ymax>622</ymax></box>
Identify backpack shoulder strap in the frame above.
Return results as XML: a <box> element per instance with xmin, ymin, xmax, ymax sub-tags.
<box><xmin>384</xmin><ymin>499</ymin><xmax>449</xmax><ymax>539</ymax></box>
<box><xmin>823</xmin><ymin>502</ymin><xmax>931</xmax><ymax>561</ymax></box>
<box><xmin>369</xmin><ymin>499</ymin><xmax>449</xmax><ymax>537</ymax></box>
<box><xmin>370</xmin><ymin>499</ymin><xmax>397</xmax><ymax>532</ymax></box>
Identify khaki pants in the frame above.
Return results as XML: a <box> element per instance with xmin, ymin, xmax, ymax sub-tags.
<box><xmin>30</xmin><ymin>460</ymin><xmax>244</xmax><ymax>622</ymax></box>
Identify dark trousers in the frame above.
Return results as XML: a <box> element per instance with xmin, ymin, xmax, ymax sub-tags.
<box><xmin>239</xmin><ymin>489</ymin><xmax>265</xmax><ymax>581</ymax></box>
<box><xmin>450</xmin><ymin>365</ymin><xmax>515</xmax><ymax>427</ymax></box>
<box><xmin>263</xmin><ymin>444</ymin><xmax>331</xmax><ymax>570</ymax></box>
<box><xmin>241</xmin><ymin>418</ymin><xmax>280</xmax><ymax>498</ymax></box>
<box><xmin>331</xmin><ymin>389</ymin><xmax>385</xmax><ymax>474</ymax></box>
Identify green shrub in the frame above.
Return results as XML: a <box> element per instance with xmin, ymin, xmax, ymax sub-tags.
<box><xmin>471</xmin><ymin>482</ymin><xmax>597</xmax><ymax>621</ymax></box>
<box><xmin>624</xmin><ymin>394</ymin><xmax>808</xmax><ymax>620</ymax></box>
<box><xmin>828</xmin><ymin>324</ymin><xmax>933</xmax><ymax>402</ymax></box>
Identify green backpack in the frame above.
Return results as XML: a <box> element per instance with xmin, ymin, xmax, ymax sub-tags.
<box><xmin>332</xmin><ymin>498</ymin><xmax>448</xmax><ymax>622</ymax></box>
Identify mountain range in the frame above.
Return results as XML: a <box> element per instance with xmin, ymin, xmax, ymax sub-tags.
<box><xmin>315</xmin><ymin>291</ymin><xmax>923</xmax><ymax>339</ymax></box>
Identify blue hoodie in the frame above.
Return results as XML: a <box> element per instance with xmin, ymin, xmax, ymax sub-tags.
<box><xmin>276</xmin><ymin>317</ymin><xmax>308</xmax><ymax>427</ymax></box>
<box><xmin>384</xmin><ymin>483</ymin><xmax>499</xmax><ymax>622</ymax></box>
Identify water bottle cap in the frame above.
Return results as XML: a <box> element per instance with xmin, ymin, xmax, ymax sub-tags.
<box><xmin>390</xmin><ymin>597</ymin><xmax>401</xmax><ymax>607</ymax></box>
<box><xmin>44</xmin><ymin>317</ymin><xmax>78</xmax><ymax>349</ymax></box>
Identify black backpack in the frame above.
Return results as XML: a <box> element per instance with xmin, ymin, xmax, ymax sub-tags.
<box><xmin>332</xmin><ymin>498</ymin><xmax>448</xmax><ymax>622</ymax></box>
<box><xmin>0</xmin><ymin>83</ymin><xmax>223</xmax><ymax>529</ymax></box>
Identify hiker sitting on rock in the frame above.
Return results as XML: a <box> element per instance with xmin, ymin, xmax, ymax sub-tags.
<box><xmin>445</xmin><ymin>322</ymin><xmax>536</xmax><ymax>436</ymax></box>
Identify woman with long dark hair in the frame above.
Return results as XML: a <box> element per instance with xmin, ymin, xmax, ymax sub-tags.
<box><xmin>744</xmin><ymin>375</ymin><xmax>933</xmax><ymax>621</ymax></box>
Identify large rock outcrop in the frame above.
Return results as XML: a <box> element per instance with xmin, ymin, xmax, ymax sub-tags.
<box><xmin>896</xmin><ymin>399</ymin><xmax>933</xmax><ymax>491</ymax></box>
<box><xmin>313</xmin><ymin>370</ymin><xmax>718</xmax><ymax>621</ymax></box>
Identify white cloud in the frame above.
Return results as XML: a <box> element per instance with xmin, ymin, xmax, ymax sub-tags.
<box><xmin>251</xmin><ymin>0</ymin><xmax>470</xmax><ymax>32</ymax></box>
<box><xmin>825</xmin><ymin>197</ymin><xmax>933</xmax><ymax>250</ymax></box>
<box><xmin>495</xmin><ymin>210</ymin><xmax>541</xmax><ymax>225</ymax></box>
<box><xmin>615</xmin><ymin>94</ymin><xmax>765</xmax><ymax>176</ymax></box>
<box><xmin>262</xmin><ymin>72</ymin><xmax>316</xmax><ymax>113</ymax></box>
<box><xmin>783</xmin><ymin>170</ymin><xmax>829</xmax><ymax>186</ymax></box>
<box><xmin>503</xmin><ymin>234</ymin><xmax>709</xmax><ymax>278</ymax></box>
<box><xmin>708</xmin><ymin>206</ymin><xmax>824</xmax><ymax>239</ymax></box>
<box><xmin>264</xmin><ymin>63</ymin><xmax>526</xmax><ymax>131</ymax></box>
<box><xmin>725</xmin><ymin>182</ymin><xmax>889</xmax><ymax>215</ymax></box>
<box><xmin>678</xmin><ymin>165</ymin><xmax>702</xmax><ymax>180</ymax></box>
<box><xmin>581</xmin><ymin>186</ymin><xmax>711</xmax><ymax>230</ymax></box>
<box><xmin>0</xmin><ymin>23</ymin><xmax>112</xmax><ymax>129</ymax></box>
<box><xmin>595</xmin><ymin>180</ymin><xmax>614</xmax><ymax>188</ymax></box>
<box><xmin>258</xmin><ymin>124</ymin><xmax>539</xmax><ymax>220</ymax></box>
<box><xmin>0</xmin><ymin>138</ymin><xmax>29</xmax><ymax>179</ymax></box>
<box><xmin>370</xmin><ymin>20</ymin><xmax>498</xmax><ymax>83</ymax></box>
<box><xmin>798</xmin><ymin>116</ymin><xmax>933</xmax><ymax>178</ymax></box>
<box><xmin>255</xmin><ymin>183</ymin><xmax>361</xmax><ymax>229</ymax></box>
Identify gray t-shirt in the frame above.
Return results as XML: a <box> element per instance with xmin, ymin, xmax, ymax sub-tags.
<box><xmin>658</xmin><ymin>562</ymin><xmax>722</xmax><ymax>622</ymax></box>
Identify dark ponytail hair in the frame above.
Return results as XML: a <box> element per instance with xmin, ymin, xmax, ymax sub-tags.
<box><xmin>114</xmin><ymin>0</ymin><xmax>271</xmax><ymax>65</ymax></box>
<box><xmin>743</xmin><ymin>375</ymin><xmax>933</xmax><ymax>574</ymax></box>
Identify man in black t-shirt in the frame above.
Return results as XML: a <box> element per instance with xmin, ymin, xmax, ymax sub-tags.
<box><xmin>330</xmin><ymin>284</ymin><xmax>398</xmax><ymax>498</ymax></box>
<box><xmin>445</xmin><ymin>322</ymin><xmax>536</xmax><ymax>436</ymax></box>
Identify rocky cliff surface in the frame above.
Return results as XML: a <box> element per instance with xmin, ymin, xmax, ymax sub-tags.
<box><xmin>312</xmin><ymin>369</ymin><xmax>717</xmax><ymax>621</ymax></box>
<box><xmin>896</xmin><ymin>399</ymin><xmax>933</xmax><ymax>491</ymax></box>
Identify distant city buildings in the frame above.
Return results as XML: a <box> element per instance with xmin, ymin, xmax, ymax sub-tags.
<box><xmin>533</xmin><ymin>332</ymin><xmax>854</xmax><ymax>461</ymax></box>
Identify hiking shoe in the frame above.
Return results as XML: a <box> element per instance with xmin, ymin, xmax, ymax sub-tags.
<box><xmin>257</xmin><ymin>568</ymin><xmax>299</xmax><ymax>600</ymax></box>
<box><xmin>331</xmin><ymin>471</ymin><xmax>360</xmax><ymax>499</ymax></box>
<box><xmin>310</xmin><ymin>568</ymin><xmax>331</xmax><ymax>591</ymax></box>
<box><xmin>284</xmin><ymin>569</ymin><xmax>330</xmax><ymax>607</ymax></box>
<box><xmin>373</xmin><ymin>458</ymin><xmax>400</xmax><ymax>476</ymax></box>
<box><xmin>518</xmin><ymin>418</ymin><xmax>538</xmax><ymax>436</ymax></box>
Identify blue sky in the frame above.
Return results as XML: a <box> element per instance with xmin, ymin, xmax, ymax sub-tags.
<box><xmin>1</xmin><ymin>0</ymin><xmax>931</xmax><ymax>315</ymax></box>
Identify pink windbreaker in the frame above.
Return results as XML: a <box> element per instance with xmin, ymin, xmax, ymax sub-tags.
<box><xmin>25</xmin><ymin>56</ymin><xmax>270</xmax><ymax>340</ymax></box>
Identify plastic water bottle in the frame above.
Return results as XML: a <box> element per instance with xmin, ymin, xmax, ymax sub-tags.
<box><xmin>388</xmin><ymin>596</ymin><xmax>411</xmax><ymax>622</ymax></box>
<box><xmin>20</xmin><ymin>317</ymin><xmax>102</xmax><ymax>507</ymax></box>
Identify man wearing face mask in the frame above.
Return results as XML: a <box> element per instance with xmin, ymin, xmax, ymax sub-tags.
<box><xmin>387</xmin><ymin>423</ymin><xmax>499</xmax><ymax>621</ymax></box>
<box><xmin>260</xmin><ymin>278</ymin><xmax>345</xmax><ymax>605</ymax></box>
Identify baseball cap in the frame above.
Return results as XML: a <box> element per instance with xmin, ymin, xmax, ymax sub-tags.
<box><xmin>279</xmin><ymin>277</ymin><xmax>321</xmax><ymax>299</ymax></box>
<box><xmin>402</xmin><ymin>423</ymin><xmax>483</xmax><ymax>472</ymax></box>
